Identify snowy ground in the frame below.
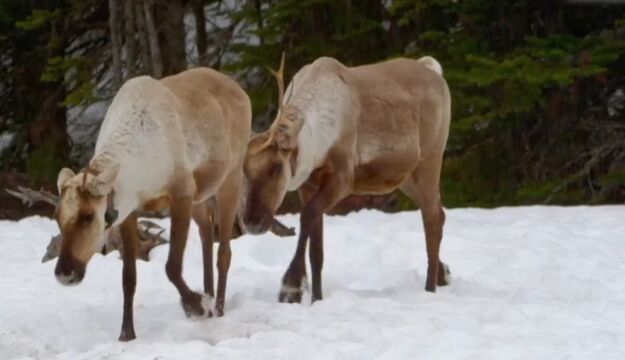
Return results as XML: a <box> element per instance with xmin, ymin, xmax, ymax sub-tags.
<box><xmin>1</xmin><ymin>207</ymin><xmax>625</xmax><ymax>360</ymax></box>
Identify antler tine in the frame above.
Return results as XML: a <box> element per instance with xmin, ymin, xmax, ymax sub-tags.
<box><xmin>267</xmin><ymin>52</ymin><xmax>286</xmax><ymax>110</ymax></box>
<box><xmin>247</xmin><ymin>52</ymin><xmax>287</xmax><ymax>156</ymax></box>
<box><xmin>82</xmin><ymin>165</ymin><xmax>90</xmax><ymax>188</ymax></box>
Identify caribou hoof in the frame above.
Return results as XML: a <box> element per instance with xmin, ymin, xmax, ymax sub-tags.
<box><xmin>279</xmin><ymin>272</ymin><xmax>307</xmax><ymax>303</ymax></box>
<box><xmin>438</xmin><ymin>262</ymin><xmax>451</xmax><ymax>286</ymax></box>
<box><xmin>118</xmin><ymin>328</ymin><xmax>136</xmax><ymax>342</ymax></box>
<box><xmin>182</xmin><ymin>292</ymin><xmax>213</xmax><ymax>318</ymax></box>
<box><xmin>279</xmin><ymin>283</ymin><xmax>304</xmax><ymax>303</ymax></box>
<box><xmin>213</xmin><ymin>303</ymin><xmax>224</xmax><ymax>317</ymax></box>
<box><xmin>311</xmin><ymin>293</ymin><xmax>323</xmax><ymax>303</ymax></box>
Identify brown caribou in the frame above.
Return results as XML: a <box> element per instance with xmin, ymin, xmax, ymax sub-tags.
<box><xmin>53</xmin><ymin>68</ymin><xmax>251</xmax><ymax>341</ymax></box>
<box><xmin>243</xmin><ymin>54</ymin><xmax>451</xmax><ymax>303</ymax></box>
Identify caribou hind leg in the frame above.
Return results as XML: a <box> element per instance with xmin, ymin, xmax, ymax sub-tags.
<box><xmin>119</xmin><ymin>212</ymin><xmax>139</xmax><ymax>341</ymax></box>
<box><xmin>400</xmin><ymin>161</ymin><xmax>450</xmax><ymax>292</ymax></box>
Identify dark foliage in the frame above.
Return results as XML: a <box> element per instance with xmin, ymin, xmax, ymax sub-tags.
<box><xmin>1</xmin><ymin>0</ymin><xmax>624</xmax><ymax>214</ymax></box>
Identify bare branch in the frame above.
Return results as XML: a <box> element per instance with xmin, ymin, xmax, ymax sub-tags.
<box><xmin>42</xmin><ymin>219</ymin><xmax>168</xmax><ymax>263</ymax></box>
<box><xmin>5</xmin><ymin>186</ymin><xmax>58</xmax><ymax>207</ymax></box>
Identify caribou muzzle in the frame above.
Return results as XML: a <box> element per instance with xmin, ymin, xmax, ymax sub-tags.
<box><xmin>243</xmin><ymin>207</ymin><xmax>272</xmax><ymax>235</ymax></box>
<box><xmin>54</xmin><ymin>255</ymin><xmax>86</xmax><ymax>286</ymax></box>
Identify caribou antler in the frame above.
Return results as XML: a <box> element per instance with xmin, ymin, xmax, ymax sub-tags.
<box><xmin>5</xmin><ymin>186</ymin><xmax>58</xmax><ymax>207</ymax></box>
<box><xmin>268</xmin><ymin>52</ymin><xmax>286</xmax><ymax>110</ymax></box>
<box><xmin>249</xmin><ymin>53</ymin><xmax>289</xmax><ymax>156</ymax></box>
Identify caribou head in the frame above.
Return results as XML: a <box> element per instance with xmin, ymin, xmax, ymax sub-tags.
<box><xmin>243</xmin><ymin>53</ymin><xmax>302</xmax><ymax>234</ymax></box>
<box><xmin>54</xmin><ymin>164</ymin><xmax>119</xmax><ymax>285</ymax></box>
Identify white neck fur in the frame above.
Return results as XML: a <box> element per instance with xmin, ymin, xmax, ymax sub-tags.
<box><xmin>285</xmin><ymin>70</ymin><xmax>352</xmax><ymax>191</ymax></box>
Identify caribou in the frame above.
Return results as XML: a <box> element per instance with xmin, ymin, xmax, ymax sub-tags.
<box><xmin>53</xmin><ymin>68</ymin><xmax>252</xmax><ymax>341</ymax></box>
<box><xmin>243</xmin><ymin>55</ymin><xmax>451</xmax><ymax>303</ymax></box>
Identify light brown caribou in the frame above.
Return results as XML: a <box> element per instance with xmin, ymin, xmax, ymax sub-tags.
<box><xmin>54</xmin><ymin>68</ymin><xmax>251</xmax><ymax>341</ymax></box>
<box><xmin>243</xmin><ymin>54</ymin><xmax>451</xmax><ymax>303</ymax></box>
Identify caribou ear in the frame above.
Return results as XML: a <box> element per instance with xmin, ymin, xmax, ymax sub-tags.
<box><xmin>57</xmin><ymin>168</ymin><xmax>76</xmax><ymax>194</ymax></box>
<box><xmin>247</xmin><ymin>131</ymin><xmax>272</xmax><ymax>155</ymax></box>
<box><xmin>274</xmin><ymin>128</ymin><xmax>297</xmax><ymax>151</ymax></box>
<box><xmin>85</xmin><ymin>163</ymin><xmax>120</xmax><ymax>196</ymax></box>
<box><xmin>274</xmin><ymin>108</ymin><xmax>304</xmax><ymax>151</ymax></box>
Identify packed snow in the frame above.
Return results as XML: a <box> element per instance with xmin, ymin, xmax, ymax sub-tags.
<box><xmin>1</xmin><ymin>206</ymin><xmax>625</xmax><ymax>359</ymax></box>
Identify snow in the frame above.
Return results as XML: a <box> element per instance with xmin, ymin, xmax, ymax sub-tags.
<box><xmin>0</xmin><ymin>132</ymin><xmax>15</xmax><ymax>155</ymax></box>
<box><xmin>1</xmin><ymin>206</ymin><xmax>625</xmax><ymax>359</ymax></box>
<box><xmin>608</xmin><ymin>88</ymin><xmax>625</xmax><ymax>117</ymax></box>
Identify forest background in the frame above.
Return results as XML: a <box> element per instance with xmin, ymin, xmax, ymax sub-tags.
<box><xmin>1</xmin><ymin>0</ymin><xmax>624</xmax><ymax>218</ymax></box>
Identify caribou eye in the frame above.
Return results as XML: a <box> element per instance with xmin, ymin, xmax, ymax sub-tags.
<box><xmin>78</xmin><ymin>213</ymin><xmax>94</xmax><ymax>226</ymax></box>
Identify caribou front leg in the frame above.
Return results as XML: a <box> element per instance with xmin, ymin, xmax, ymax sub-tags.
<box><xmin>166</xmin><ymin>196</ymin><xmax>210</xmax><ymax>317</ymax></box>
<box><xmin>298</xmin><ymin>182</ymin><xmax>324</xmax><ymax>302</ymax></box>
<box><xmin>119</xmin><ymin>213</ymin><xmax>139</xmax><ymax>341</ymax></box>
<box><xmin>279</xmin><ymin>175</ymin><xmax>348</xmax><ymax>304</ymax></box>
<box><xmin>214</xmin><ymin>174</ymin><xmax>241</xmax><ymax>317</ymax></box>
<box><xmin>193</xmin><ymin>201</ymin><xmax>215</xmax><ymax>298</ymax></box>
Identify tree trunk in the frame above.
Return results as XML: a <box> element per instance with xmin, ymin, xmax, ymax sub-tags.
<box><xmin>17</xmin><ymin>18</ymin><xmax>70</xmax><ymax>182</ymax></box>
<box><xmin>158</xmin><ymin>0</ymin><xmax>187</xmax><ymax>75</ymax></box>
<box><xmin>255</xmin><ymin>0</ymin><xmax>263</xmax><ymax>45</ymax></box>
<box><xmin>143</xmin><ymin>0</ymin><xmax>163</xmax><ymax>78</ymax></box>
<box><xmin>351</xmin><ymin>0</ymin><xmax>386</xmax><ymax>63</ymax></box>
<box><xmin>108</xmin><ymin>0</ymin><xmax>122</xmax><ymax>88</ymax></box>
<box><xmin>193</xmin><ymin>0</ymin><xmax>208</xmax><ymax>66</ymax></box>
<box><xmin>123</xmin><ymin>0</ymin><xmax>137</xmax><ymax>79</ymax></box>
<box><xmin>134</xmin><ymin>0</ymin><xmax>152</xmax><ymax>75</ymax></box>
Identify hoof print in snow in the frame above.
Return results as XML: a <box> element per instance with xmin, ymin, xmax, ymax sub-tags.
<box><xmin>438</xmin><ymin>263</ymin><xmax>451</xmax><ymax>286</ymax></box>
